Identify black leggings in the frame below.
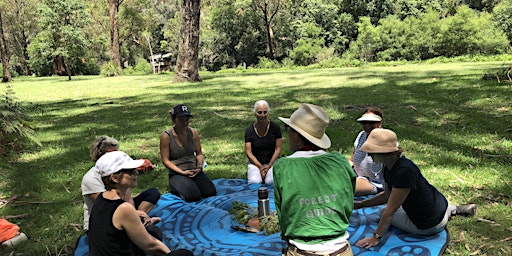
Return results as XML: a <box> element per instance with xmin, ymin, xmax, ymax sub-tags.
<box><xmin>169</xmin><ymin>172</ymin><xmax>216</xmax><ymax>202</ymax></box>
<box><xmin>133</xmin><ymin>187</ymin><xmax>161</xmax><ymax>207</ymax></box>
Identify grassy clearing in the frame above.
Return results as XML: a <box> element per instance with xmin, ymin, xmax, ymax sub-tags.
<box><xmin>1</xmin><ymin>61</ymin><xmax>511</xmax><ymax>255</ymax></box>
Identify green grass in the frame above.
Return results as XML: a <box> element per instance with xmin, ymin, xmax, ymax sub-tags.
<box><xmin>1</xmin><ymin>61</ymin><xmax>511</xmax><ymax>255</ymax></box>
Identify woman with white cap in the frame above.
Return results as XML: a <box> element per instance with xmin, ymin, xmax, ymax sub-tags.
<box><xmin>88</xmin><ymin>151</ymin><xmax>193</xmax><ymax>256</ymax></box>
<box><xmin>354</xmin><ymin>128</ymin><xmax>477</xmax><ymax>249</ymax></box>
<box><xmin>273</xmin><ymin>103</ymin><xmax>356</xmax><ymax>256</ymax></box>
<box><xmin>350</xmin><ymin>107</ymin><xmax>385</xmax><ymax>195</ymax></box>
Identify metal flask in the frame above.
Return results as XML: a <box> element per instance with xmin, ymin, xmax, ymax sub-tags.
<box><xmin>258</xmin><ymin>187</ymin><xmax>270</xmax><ymax>217</ymax></box>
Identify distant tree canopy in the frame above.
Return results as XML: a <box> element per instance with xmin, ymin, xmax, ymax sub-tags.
<box><xmin>0</xmin><ymin>0</ymin><xmax>510</xmax><ymax>77</ymax></box>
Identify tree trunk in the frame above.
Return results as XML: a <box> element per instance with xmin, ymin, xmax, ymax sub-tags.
<box><xmin>13</xmin><ymin>1</ymin><xmax>31</xmax><ymax>75</ymax></box>
<box><xmin>0</xmin><ymin>11</ymin><xmax>12</xmax><ymax>82</ymax></box>
<box><xmin>109</xmin><ymin>0</ymin><xmax>121</xmax><ymax>68</ymax></box>
<box><xmin>174</xmin><ymin>0</ymin><xmax>201</xmax><ymax>83</ymax></box>
<box><xmin>253</xmin><ymin>0</ymin><xmax>280</xmax><ymax>59</ymax></box>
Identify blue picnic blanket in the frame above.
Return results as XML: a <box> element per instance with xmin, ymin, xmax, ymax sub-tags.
<box><xmin>74</xmin><ymin>178</ymin><xmax>449</xmax><ymax>255</ymax></box>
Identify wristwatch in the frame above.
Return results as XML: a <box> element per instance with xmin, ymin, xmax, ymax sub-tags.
<box><xmin>373</xmin><ymin>232</ymin><xmax>383</xmax><ymax>240</ymax></box>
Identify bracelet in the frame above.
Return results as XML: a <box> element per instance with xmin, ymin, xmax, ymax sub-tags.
<box><xmin>373</xmin><ymin>232</ymin><xmax>383</xmax><ymax>240</ymax></box>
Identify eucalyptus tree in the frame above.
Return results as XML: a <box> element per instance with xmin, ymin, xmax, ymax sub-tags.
<box><xmin>118</xmin><ymin>0</ymin><xmax>161</xmax><ymax>66</ymax></box>
<box><xmin>252</xmin><ymin>0</ymin><xmax>281</xmax><ymax>59</ymax></box>
<box><xmin>28</xmin><ymin>0</ymin><xmax>90</xmax><ymax>79</ymax></box>
<box><xmin>108</xmin><ymin>0</ymin><xmax>122</xmax><ymax>68</ymax></box>
<box><xmin>0</xmin><ymin>10</ymin><xmax>11</xmax><ymax>82</ymax></box>
<box><xmin>0</xmin><ymin>0</ymin><xmax>39</xmax><ymax>76</ymax></box>
<box><xmin>174</xmin><ymin>0</ymin><xmax>201</xmax><ymax>82</ymax></box>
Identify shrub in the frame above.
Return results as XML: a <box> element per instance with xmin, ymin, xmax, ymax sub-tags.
<box><xmin>256</xmin><ymin>57</ymin><xmax>281</xmax><ymax>69</ymax></box>
<box><xmin>0</xmin><ymin>85</ymin><xmax>40</xmax><ymax>157</ymax></box>
<box><xmin>134</xmin><ymin>59</ymin><xmax>153</xmax><ymax>75</ymax></box>
<box><xmin>100</xmin><ymin>61</ymin><xmax>123</xmax><ymax>77</ymax></box>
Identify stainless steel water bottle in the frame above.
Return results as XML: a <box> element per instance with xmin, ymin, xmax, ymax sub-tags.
<box><xmin>258</xmin><ymin>187</ymin><xmax>270</xmax><ymax>217</ymax></box>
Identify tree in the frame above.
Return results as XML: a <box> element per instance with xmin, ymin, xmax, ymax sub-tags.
<box><xmin>108</xmin><ymin>0</ymin><xmax>122</xmax><ymax>68</ymax></box>
<box><xmin>0</xmin><ymin>0</ymin><xmax>38</xmax><ymax>76</ymax></box>
<box><xmin>252</xmin><ymin>0</ymin><xmax>280</xmax><ymax>58</ymax></box>
<box><xmin>174</xmin><ymin>0</ymin><xmax>201</xmax><ymax>82</ymax></box>
<box><xmin>0</xmin><ymin>11</ymin><xmax>12</xmax><ymax>82</ymax></box>
<box><xmin>492</xmin><ymin>0</ymin><xmax>512</xmax><ymax>45</ymax></box>
<box><xmin>28</xmin><ymin>0</ymin><xmax>90</xmax><ymax>79</ymax></box>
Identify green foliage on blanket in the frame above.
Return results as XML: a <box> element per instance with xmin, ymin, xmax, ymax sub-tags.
<box><xmin>229</xmin><ymin>201</ymin><xmax>257</xmax><ymax>224</ymax></box>
<box><xmin>229</xmin><ymin>200</ymin><xmax>280</xmax><ymax>235</ymax></box>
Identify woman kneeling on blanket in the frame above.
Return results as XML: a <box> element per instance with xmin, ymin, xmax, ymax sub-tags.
<box><xmin>160</xmin><ymin>103</ymin><xmax>216</xmax><ymax>202</ymax></box>
<box><xmin>354</xmin><ymin>129</ymin><xmax>477</xmax><ymax>249</ymax></box>
<box><xmin>88</xmin><ymin>151</ymin><xmax>193</xmax><ymax>256</ymax></box>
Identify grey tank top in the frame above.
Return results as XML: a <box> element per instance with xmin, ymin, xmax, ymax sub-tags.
<box><xmin>166</xmin><ymin>127</ymin><xmax>197</xmax><ymax>172</ymax></box>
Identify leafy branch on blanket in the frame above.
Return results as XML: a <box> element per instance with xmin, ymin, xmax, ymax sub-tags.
<box><xmin>229</xmin><ymin>201</ymin><xmax>280</xmax><ymax>235</ymax></box>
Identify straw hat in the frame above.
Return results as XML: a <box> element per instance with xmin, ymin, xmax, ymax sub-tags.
<box><xmin>278</xmin><ymin>103</ymin><xmax>331</xmax><ymax>149</ymax></box>
<box><xmin>360</xmin><ymin>128</ymin><xmax>401</xmax><ymax>153</ymax></box>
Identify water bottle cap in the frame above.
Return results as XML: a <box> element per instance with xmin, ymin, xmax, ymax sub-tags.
<box><xmin>258</xmin><ymin>187</ymin><xmax>268</xmax><ymax>199</ymax></box>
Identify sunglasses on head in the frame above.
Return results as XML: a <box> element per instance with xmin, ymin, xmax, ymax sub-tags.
<box><xmin>257</xmin><ymin>110</ymin><xmax>268</xmax><ymax>115</ymax></box>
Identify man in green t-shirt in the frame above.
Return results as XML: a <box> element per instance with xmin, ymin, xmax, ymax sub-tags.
<box><xmin>274</xmin><ymin>103</ymin><xmax>356</xmax><ymax>256</ymax></box>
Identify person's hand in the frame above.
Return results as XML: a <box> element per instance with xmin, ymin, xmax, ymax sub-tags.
<box><xmin>354</xmin><ymin>200</ymin><xmax>364</xmax><ymax>209</ymax></box>
<box><xmin>184</xmin><ymin>169</ymin><xmax>196</xmax><ymax>177</ymax></box>
<box><xmin>355</xmin><ymin>236</ymin><xmax>380</xmax><ymax>248</ymax></box>
<box><xmin>260</xmin><ymin>164</ymin><xmax>269</xmax><ymax>179</ymax></box>
<box><xmin>138</xmin><ymin>211</ymin><xmax>150</xmax><ymax>225</ymax></box>
<box><xmin>186</xmin><ymin>168</ymin><xmax>201</xmax><ymax>178</ymax></box>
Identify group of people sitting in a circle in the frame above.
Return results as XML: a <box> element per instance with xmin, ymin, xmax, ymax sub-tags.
<box><xmin>81</xmin><ymin>101</ymin><xmax>477</xmax><ymax>256</ymax></box>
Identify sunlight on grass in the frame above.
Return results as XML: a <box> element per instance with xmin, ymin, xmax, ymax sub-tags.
<box><xmin>2</xmin><ymin>62</ymin><xmax>511</xmax><ymax>255</ymax></box>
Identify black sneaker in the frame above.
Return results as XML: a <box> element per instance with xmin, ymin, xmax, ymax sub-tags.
<box><xmin>456</xmin><ymin>204</ymin><xmax>477</xmax><ymax>217</ymax></box>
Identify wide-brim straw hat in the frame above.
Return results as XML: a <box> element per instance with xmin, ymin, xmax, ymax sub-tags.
<box><xmin>278</xmin><ymin>103</ymin><xmax>331</xmax><ymax>149</ymax></box>
<box><xmin>360</xmin><ymin>128</ymin><xmax>401</xmax><ymax>153</ymax></box>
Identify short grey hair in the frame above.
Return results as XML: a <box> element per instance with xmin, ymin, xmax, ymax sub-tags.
<box><xmin>89</xmin><ymin>135</ymin><xmax>119</xmax><ymax>162</ymax></box>
<box><xmin>253</xmin><ymin>100</ymin><xmax>270</xmax><ymax>113</ymax></box>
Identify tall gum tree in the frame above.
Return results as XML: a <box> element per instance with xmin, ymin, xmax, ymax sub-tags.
<box><xmin>252</xmin><ymin>0</ymin><xmax>280</xmax><ymax>59</ymax></box>
<box><xmin>174</xmin><ymin>0</ymin><xmax>201</xmax><ymax>82</ymax></box>
<box><xmin>0</xmin><ymin>10</ymin><xmax>12</xmax><ymax>82</ymax></box>
<box><xmin>109</xmin><ymin>0</ymin><xmax>122</xmax><ymax>67</ymax></box>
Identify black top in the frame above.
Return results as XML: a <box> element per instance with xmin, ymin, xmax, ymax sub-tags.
<box><xmin>88</xmin><ymin>193</ymin><xmax>133</xmax><ymax>256</ymax></box>
<box><xmin>384</xmin><ymin>156</ymin><xmax>448</xmax><ymax>229</ymax></box>
<box><xmin>244</xmin><ymin>121</ymin><xmax>282</xmax><ymax>165</ymax></box>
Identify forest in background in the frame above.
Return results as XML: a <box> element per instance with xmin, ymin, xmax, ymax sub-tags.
<box><xmin>0</xmin><ymin>0</ymin><xmax>512</xmax><ymax>77</ymax></box>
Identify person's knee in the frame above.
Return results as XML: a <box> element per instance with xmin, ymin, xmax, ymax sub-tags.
<box><xmin>145</xmin><ymin>188</ymin><xmax>161</xmax><ymax>204</ymax></box>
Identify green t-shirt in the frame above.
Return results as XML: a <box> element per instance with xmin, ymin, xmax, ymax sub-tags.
<box><xmin>273</xmin><ymin>151</ymin><xmax>356</xmax><ymax>244</ymax></box>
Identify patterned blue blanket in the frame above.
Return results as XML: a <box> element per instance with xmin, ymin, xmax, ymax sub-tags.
<box><xmin>74</xmin><ymin>178</ymin><xmax>449</xmax><ymax>255</ymax></box>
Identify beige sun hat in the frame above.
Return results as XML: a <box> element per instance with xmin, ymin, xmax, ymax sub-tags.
<box><xmin>278</xmin><ymin>103</ymin><xmax>331</xmax><ymax>149</ymax></box>
<box><xmin>357</xmin><ymin>113</ymin><xmax>382</xmax><ymax>122</ymax></box>
<box><xmin>360</xmin><ymin>128</ymin><xmax>401</xmax><ymax>153</ymax></box>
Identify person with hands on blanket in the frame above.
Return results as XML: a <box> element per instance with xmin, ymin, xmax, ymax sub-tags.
<box><xmin>88</xmin><ymin>151</ymin><xmax>193</xmax><ymax>256</ymax></box>
<box><xmin>245</xmin><ymin>100</ymin><xmax>282</xmax><ymax>184</ymax></box>
<box><xmin>273</xmin><ymin>103</ymin><xmax>356</xmax><ymax>256</ymax></box>
<box><xmin>160</xmin><ymin>103</ymin><xmax>216</xmax><ymax>202</ymax></box>
<box><xmin>354</xmin><ymin>128</ymin><xmax>477</xmax><ymax>249</ymax></box>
